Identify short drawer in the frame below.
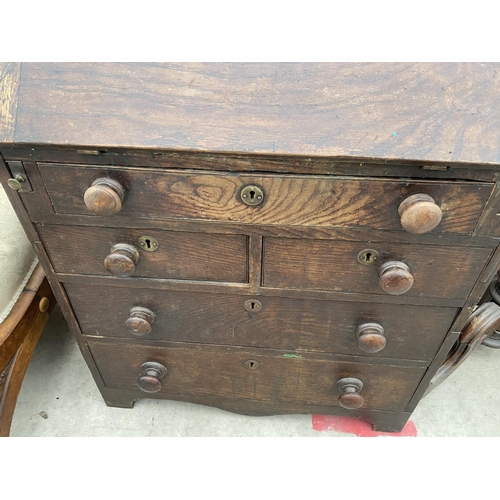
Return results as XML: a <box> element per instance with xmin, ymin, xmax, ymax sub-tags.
<box><xmin>88</xmin><ymin>340</ymin><xmax>426</xmax><ymax>412</ymax></box>
<box><xmin>262</xmin><ymin>237</ymin><xmax>492</xmax><ymax>301</ymax></box>
<box><xmin>38</xmin><ymin>225</ymin><xmax>248</xmax><ymax>283</ymax></box>
<box><xmin>68</xmin><ymin>284</ymin><xmax>457</xmax><ymax>361</ymax></box>
<box><xmin>38</xmin><ymin>163</ymin><xmax>492</xmax><ymax>235</ymax></box>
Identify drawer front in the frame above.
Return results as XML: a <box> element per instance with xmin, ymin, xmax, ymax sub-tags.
<box><xmin>88</xmin><ymin>340</ymin><xmax>425</xmax><ymax>412</ymax></box>
<box><xmin>39</xmin><ymin>225</ymin><xmax>248</xmax><ymax>283</ymax></box>
<box><xmin>38</xmin><ymin>163</ymin><xmax>492</xmax><ymax>235</ymax></box>
<box><xmin>262</xmin><ymin>237</ymin><xmax>492</xmax><ymax>300</ymax></box>
<box><xmin>68</xmin><ymin>284</ymin><xmax>457</xmax><ymax>361</ymax></box>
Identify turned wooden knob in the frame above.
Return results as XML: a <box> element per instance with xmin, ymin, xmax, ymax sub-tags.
<box><xmin>398</xmin><ymin>193</ymin><xmax>442</xmax><ymax>234</ymax></box>
<box><xmin>137</xmin><ymin>362</ymin><xmax>167</xmax><ymax>393</ymax></box>
<box><xmin>337</xmin><ymin>377</ymin><xmax>364</xmax><ymax>409</ymax></box>
<box><xmin>379</xmin><ymin>261</ymin><xmax>414</xmax><ymax>295</ymax></box>
<box><xmin>104</xmin><ymin>243</ymin><xmax>140</xmax><ymax>278</ymax></box>
<box><xmin>356</xmin><ymin>323</ymin><xmax>386</xmax><ymax>353</ymax></box>
<box><xmin>84</xmin><ymin>177</ymin><xmax>125</xmax><ymax>216</ymax></box>
<box><xmin>125</xmin><ymin>307</ymin><xmax>156</xmax><ymax>336</ymax></box>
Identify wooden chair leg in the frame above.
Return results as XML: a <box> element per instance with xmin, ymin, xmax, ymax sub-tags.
<box><xmin>0</xmin><ymin>266</ymin><xmax>55</xmax><ymax>437</ymax></box>
<box><xmin>0</xmin><ymin>318</ymin><xmax>45</xmax><ymax>436</ymax></box>
<box><xmin>424</xmin><ymin>302</ymin><xmax>500</xmax><ymax>397</ymax></box>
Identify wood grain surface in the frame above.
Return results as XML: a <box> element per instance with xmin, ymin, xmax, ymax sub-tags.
<box><xmin>66</xmin><ymin>283</ymin><xmax>457</xmax><ymax>361</ymax></box>
<box><xmin>38</xmin><ymin>163</ymin><xmax>494</xmax><ymax>235</ymax></box>
<box><xmin>262</xmin><ymin>237</ymin><xmax>493</xmax><ymax>300</ymax></box>
<box><xmin>11</xmin><ymin>62</ymin><xmax>500</xmax><ymax>164</ymax></box>
<box><xmin>38</xmin><ymin>224</ymin><xmax>248</xmax><ymax>283</ymax></box>
<box><xmin>88</xmin><ymin>340</ymin><xmax>425</xmax><ymax>412</ymax></box>
<box><xmin>0</xmin><ymin>63</ymin><xmax>21</xmax><ymax>143</ymax></box>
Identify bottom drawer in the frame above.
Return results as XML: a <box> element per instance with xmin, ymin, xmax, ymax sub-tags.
<box><xmin>88</xmin><ymin>340</ymin><xmax>425</xmax><ymax>412</ymax></box>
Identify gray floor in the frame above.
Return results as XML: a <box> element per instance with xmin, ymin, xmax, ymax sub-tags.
<box><xmin>9</xmin><ymin>306</ymin><xmax>500</xmax><ymax>437</ymax></box>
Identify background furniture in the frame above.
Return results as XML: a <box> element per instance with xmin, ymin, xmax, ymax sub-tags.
<box><xmin>2</xmin><ymin>62</ymin><xmax>500</xmax><ymax>432</ymax></box>
<box><xmin>0</xmin><ymin>183</ymin><xmax>55</xmax><ymax>436</ymax></box>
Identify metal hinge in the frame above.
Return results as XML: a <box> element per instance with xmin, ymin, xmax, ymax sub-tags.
<box><xmin>6</xmin><ymin>161</ymin><xmax>33</xmax><ymax>192</ymax></box>
<box><xmin>421</xmin><ymin>165</ymin><xmax>449</xmax><ymax>171</ymax></box>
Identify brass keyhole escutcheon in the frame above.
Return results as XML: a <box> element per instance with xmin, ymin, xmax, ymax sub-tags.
<box><xmin>244</xmin><ymin>299</ymin><xmax>262</xmax><ymax>312</ymax></box>
<box><xmin>244</xmin><ymin>360</ymin><xmax>260</xmax><ymax>370</ymax></box>
<box><xmin>138</xmin><ymin>235</ymin><xmax>159</xmax><ymax>252</ymax></box>
<box><xmin>357</xmin><ymin>249</ymin><xmax>379</xmax><ymax>265</ymax></box>
<box><xmin>240</xmin><ymin>185</ymin><xmax>264</xmax><ymax>206</ymax></box>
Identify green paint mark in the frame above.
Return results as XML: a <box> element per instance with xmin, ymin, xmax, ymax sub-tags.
<box><xmin>283</xmin><ymin>353</ymin><xmax>302</xmax><ymax>359</ymax></box>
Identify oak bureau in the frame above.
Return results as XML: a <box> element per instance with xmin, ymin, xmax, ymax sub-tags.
<box><xmin>2</xmin><ymin>62</ymin><xmax>500</xmax><ymax>432</ymax></box>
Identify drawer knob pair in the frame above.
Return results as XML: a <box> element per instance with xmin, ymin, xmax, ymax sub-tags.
<box><xmin>84</xmin><ymin>178</ymin><xmax>442</xmax><ymax>235</ymax></box>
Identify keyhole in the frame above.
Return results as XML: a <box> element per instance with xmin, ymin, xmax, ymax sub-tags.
<box><xmin>244</xmin><ymin>359</ymin><xmax>260</xmax><ymax>370</ymax></box>
<box><xmin>138</xmin><ymin>235</ymin><xmax>159</xmax><ymax>252</ymax></box>
<box><xmin>249</xmin><ymin>190</ymin><xmax>255</xmax><ymax>200</ymax></box>
<box><xmin>244</xmin><ymin>299</ymin><xmax>262</xmax><ymax>311</ymax></box>
<box><xmin>357</xmin><ymin>249</ymin><xmax>379</xmax><ymax>266</ymax></box>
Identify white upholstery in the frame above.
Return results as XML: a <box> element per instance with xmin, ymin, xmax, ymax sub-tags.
<box><xmin>0</xmin><ymin>183</ymin><xmax>37</xmax><ymax>324</ymax></box>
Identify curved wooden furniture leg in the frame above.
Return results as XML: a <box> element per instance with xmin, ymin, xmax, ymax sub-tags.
<box><xmin>0</xmin><ymin>265</ymin><xmax>55</xmax><ymax>437</ymax></box>
<box><xmin>425</xmin><ymin>302</ymin><xmax>500</xmax><ymax>397</ymax></box>
<box><xmin>481</xmin><ymin>278</ymin><xmax>500</xmax><ymax>349</ymax></box>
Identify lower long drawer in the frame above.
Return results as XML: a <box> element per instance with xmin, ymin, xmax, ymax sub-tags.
<box><xmin>67</xmin><ymin>283</ymin><xmax>457</xmax><ymax>361</ymax></box>
<box><xmin>87</xmin><ymin>340</ymin><xmax>426</xmax><ymax>412</ymax></box>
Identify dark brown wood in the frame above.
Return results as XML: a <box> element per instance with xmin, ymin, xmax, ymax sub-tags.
<box><xmin>398</xmin><ymin>194</ymin><xmax>443</xmax><ymax>234</ymax></box>
<box><xmin>3</xmin><ymin>63</ymin><xmax>500</xmax><ymax>434</ymax></box>
<box><xmin>125</xmin><ymin>307</ymin><xmax>156</xmax><ymax>337</ymax></box>
<box><xmin>262</xmin><ymin>237</ymin><xmax>492</xmax><ymax>301</ymax></box>
<box><xmin>38</xmin><ymin>224</ymin><xmax>249</xmax><ymax>284</ymax></box>
<box><xmin>64</xmin><ymin>283</ymin><xmax>457</xmax><ymax>361</ymax></box>
<box><xmin>104</xmin><ymin>243</ymin><xmax>140</xmax><ymax>278</ymax></box>
<box><xmin>5</xmin><ymin>145</ymin><xmax>500</xmax><ymax>182</ymax></box>
<box><xmin>0</xmin><ymin>265</ymin><xmax>55</xmax><ymax>436</ymax></box>
<box><xmin>248</xmin><ymin>235</ymin><xmax>263</xmax><ymax>294</ymax></box>
<box><xmin>88</xmin><ymin>339</ymin><xmax>425</xmax><ymax>412</ymax></box>
<box><xmin>337</xmin><ymin>377</ymin><xmax>365</xmax><ymax>409</ymax></box>
<box><xmin>37</xmin><ymin>163</ymin><xmax>492</xmax><ymax>236</ymax></box>
<box><xmin>356</xmin><ymin>323</ymin><xmax>387</xmax><ymax>353</ymax></box>
<box><xmin>406</xmin><ymin>241</ymin><xmax>500</xmax><ymax>412</ymax></box>
<box><xmin>98</xmin><ymin>384</ymin><xmax>412</xmax><ymax>432</ymax></box>
<box><xmin>378</xmin><ymin>261</ymin><xmax>414</xmax><ymax>295</ymax></box>
<box><xmin>83</xmin><ymin>177</ymin><xmax>125</xmax><ymax>216</ymax></box>
<box><xmin>58</xmin><ymin>272</ymin><xmax>466</xmax><ymax>308</ymax></box>
<box><xmin>12</xmin><ymin>63</ymin><xmax>500</xmax><ymax>165</ymax></box>
<box><xmin>136</xmin><ymin>362</ymin><xmax>167</xmax><ymax>393</ymax></box>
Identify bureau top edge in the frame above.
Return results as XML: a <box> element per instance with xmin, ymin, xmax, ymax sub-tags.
<box><xmin>2</xmin><ymin>145</ymin><xmax>500</xmax><ymax>183</ymax></box>
<box><xmin>2</xmin><ymin>62</ymin><xmax>500</xmax><ymax>167</ymax></box>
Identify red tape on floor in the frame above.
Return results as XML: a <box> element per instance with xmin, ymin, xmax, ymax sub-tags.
<box><xmin>312</xmin><ymin>415</ymin><xmax>418</xmax><ymax>437</ymax></box>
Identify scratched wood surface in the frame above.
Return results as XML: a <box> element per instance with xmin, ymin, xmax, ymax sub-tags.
<box><xmin>88</xmin><ymin>340</ymin><xmax>425</xmax><ymax>412</ymax></box>
<box><xmin>0</xmin><ymin>63</ymin><xmax>21</xmax><ymax>143</ymax></box>
<box><xmin>262</xmin><ymin>237</ymin><xmax>493</xmax><ymax>301</ymax></box>
<box><xmin>10</xmin><ymin>62</ymin><xmax>500</xmax><ymax>165</ymax></box>
<box><xmin>66</xmin><ymin>283</ymin><xmax>457</xmax><ymax>361</ymax></box>
<box><xmin>38</xmin><ymin>224</ymin><xmax>249</xmax><ymax>283</ymax></box>
<box><xmin>37</xmin><ymin>163</ymin><xmax>494</xmax><ymax>235</ymax></box>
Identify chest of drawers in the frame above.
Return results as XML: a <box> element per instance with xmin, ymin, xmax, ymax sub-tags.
<box><xmin>2</xmin><ymin>62</ymin><xmax>500</xmax><ymax>432</ymax></box>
